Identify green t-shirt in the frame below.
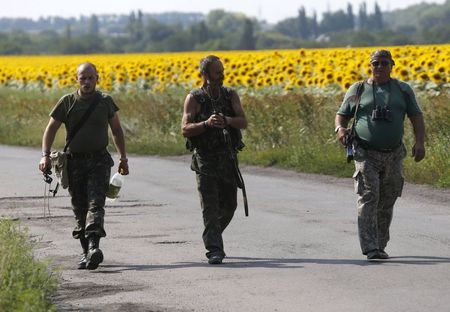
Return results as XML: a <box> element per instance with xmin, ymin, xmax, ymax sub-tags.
<box><xmin>50</xmin><ymin>91</ymin><xmax>119</xmax><ymax>153</ymax></box>
<box><xmin>337</xmin><ymin>79</ymin><xmax>422</xmax><ymax>150</ymax></box>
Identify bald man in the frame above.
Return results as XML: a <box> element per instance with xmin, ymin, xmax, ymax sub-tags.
<box><xmin>39</xmin><ymin>62</ymin><xmax>129</xmax><ymax>270</ymax></box>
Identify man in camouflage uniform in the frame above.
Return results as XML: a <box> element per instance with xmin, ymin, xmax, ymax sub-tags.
<box><xmin>182</xmin><ymin>55</ymin><xmax>247</xmax><ymax>264</ymax></box>
<box><xmin>39</xmin><ymin>62</ymin><xmax>129</xmax><ymax>270</ymax></box>
<box><xmin>335</xmin><ymin>50</ymin><xmax>425</xmax><ymax>260</ymax></box>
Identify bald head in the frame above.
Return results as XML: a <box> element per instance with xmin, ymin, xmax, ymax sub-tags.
<box><xmin>76</xmin><ymin>62</ymin><xmax>97</xmax><ymax>76</ymax></box>
<box><xmin>76</xmin><ymin>62</ymin><xmax>99</xmax><ymax>97</ymax></box>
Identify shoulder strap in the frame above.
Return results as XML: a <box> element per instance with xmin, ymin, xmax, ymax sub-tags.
<box><xmin>63</xmin><ymin>93</ymin><xmax>101</xmax><ymax>152</ymax></box>
<box><xmin>190</xmin><ymin>88</ymin><xmax>207</xmax><ymax>104</ymax></box>
<box><xmin>350</xmin><ymin>80</ymin><xmax>365</xmax><ymax>130</ymax></box>
<box><xmin>353</xmin><ymin>80</ymin><xmax>364</xmax><ymax>119</ymax></box>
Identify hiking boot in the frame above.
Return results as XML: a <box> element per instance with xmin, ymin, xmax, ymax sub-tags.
<box><xmin>86</xmin><ymin>235</ymin><xmax>103</xmax><ymax>270</ymax></box>
<box><xmin>208</xmin><ymin>254</ymin><xmax>223</xmax><ymax>265</ymax></box>
<box><xmin>77</xmin><ymin>254</ymin><xmax>87</xmax><ymax>270</ymax></box>
<box><xmin>77</xmin><ymin>236</ymin><xmax>89</xmax><ymax>269</ymax></box>
<box><xmin>378</xmin><ymin>250</ymin><xmax>389</xmax><ymax>259</ymax></box>
<box><xmin>366</xmin><ymin>249</ymin><xmax>381</xmax><ymax>260</ymax></box>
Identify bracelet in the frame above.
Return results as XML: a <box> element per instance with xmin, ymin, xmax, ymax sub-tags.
<box><xmin>203</xmin><ymin>121</ymin><xmax>208</xmax><ymax>129</ymax></box>
<box><xmin>119</xmin><ymin>158</ymin><xmax>128</xmax><ymax>162</ymax></box>
<box><xmin>42</xmin><ymin>151</ymin><xmax>50</xmax><ymax>157</ymax></box>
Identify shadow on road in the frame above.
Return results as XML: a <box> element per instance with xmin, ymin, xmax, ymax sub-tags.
<box><xmin>96</xmin><ymin>255</ymin><xmax>450</xmax><ymax>273</ymax></box>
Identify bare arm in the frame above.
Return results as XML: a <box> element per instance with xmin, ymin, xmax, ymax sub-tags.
<box><xmin>335</xmin><ymin>114</ymin><xmax>352</xmax><ymax>145</ymax></box>
<box><xmin>224</xmin><ymin>90</ymin><xmax>247</xmax><ymax>129</ymax></box>
<box><xmin>38</xmin><ymin>117</ymin><xmax>62</xmax><ymax>173</ymax></box>
<box><xmin>409</xmin><ymin>114</ymin><xmax>426</xmax><ymax>162</ymax></box>
<box><xmin>181</xmin><ymin>94</ymin><xmax>207</xmax><ymax>138</ymax></box>
<box><xmin>109</xmin><ymin>113</ymin><xmax>129</xmax><ymax>175</ymax></box>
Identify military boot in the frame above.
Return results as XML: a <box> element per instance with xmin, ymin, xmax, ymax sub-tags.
<box><xmin>86</xmin><ymin>235</ymin><xmax>103</xmax><ymax>270</ymax></box>
<box><xmin>77</xmin><ymin>236</ymin><xmax>89</xmax><ymax>269</ymax></box>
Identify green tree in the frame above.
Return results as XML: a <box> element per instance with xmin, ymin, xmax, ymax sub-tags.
<box><xmin>347</xmin><ymin>3</ymin><xmax>355</xmax><ymax>30</ymax></box>
<box><xmin>135</xmin><ymin>10</ymin><xmax>144</xmax><ymax>41</ymax></box>
<box><xmin>144</xmin><ymin>18</ymin><xmax>175</xmax><ymax>43</ymax></box>
<box><xmin>358</xmin><ymin>2</ymin><xmax>368</xmax><ymax>30</ymax></box>
<box><xmin>372</xmin><ymin>2</ymin><xmax>383</xmax><ymax>30</ymax></box>
<box><xmin>88</xmin><ymin>14</ymin><xmax>99</xmax><ymax>36</ymax></box>
<box><xmin>298</xmin><ymin>6</ymin><xmax>309</xmax><ymax>39</ymax></box>
<box><xmin>64</xmin><ymin>24</ymin><xmax>72</xmax><ymax>40</ymax></box>
<box><xmin>275</xmin><ymin>18</ymin><xmax>299</xmax><ymax>37</ymax></box>
<box><xmin>321</xmin><ymin>10</ymin><xmax>352</xmax><ymax>33</ymax></box>
<box><xmin>237</xmin><ymin>18</ymin><xmax>255</xmax><ymax>50</ymax></box>
<box><xmin>311</xmin><ymin>11</ymin><xmax>318</xmax><ymax>38</ymax></box>
<box><xmin>189</xmin><ymin>21</ymin><xmax>209</xmax><ymax>47</ymax></box>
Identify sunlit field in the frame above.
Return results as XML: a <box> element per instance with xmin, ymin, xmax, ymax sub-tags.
<box><xmin>0</xmin><ymin>45</ymin><xmax>449</xmax><ymax>187</ymax></box>
<box><xmin>0</xmin><ymin>45</ymin><xmax>448</xmax><ymax>93</ymax></box>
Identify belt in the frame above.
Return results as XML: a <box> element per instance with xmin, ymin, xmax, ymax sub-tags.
<box><xmin>194</xmin><ymin>148</ymin><xmax>229</xmax><ymax>157</ymax></box>
<box><xmin>355</xmin><ymin>138</ymin><xmax>400</xmax><ymax>153</ymax></box>
<box><xmin>67</xmin><ymin>150</ymin><xmax>107</xmax><ymax>159</ymax></box>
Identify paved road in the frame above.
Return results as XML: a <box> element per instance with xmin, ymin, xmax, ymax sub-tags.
<box><xmin>1</xmin><ymin>144</ymin><xmax>449</xmax><ymax>312</ymax></box>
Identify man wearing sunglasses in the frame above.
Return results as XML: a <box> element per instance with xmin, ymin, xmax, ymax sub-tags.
<box><xmin>334</xmin><ymin>49</ymin><xmax>425</xmax><ymax>261</ymax></box>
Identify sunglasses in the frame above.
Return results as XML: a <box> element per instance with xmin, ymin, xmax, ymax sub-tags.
<box><xmin>371</xmin><ymin>60</ymin><xmax>391</xmax><ymax>67</ymax></box>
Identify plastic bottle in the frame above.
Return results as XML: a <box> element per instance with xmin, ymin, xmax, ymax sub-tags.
<box><xmin>106</xmin><ymin>172</ymin><xmax>124</xmax><ymax>199</ymax></box>
<box><xmin>346</xmin><ymin>145</ymin><xmax>354</xmax><ymax>163</ymax></box>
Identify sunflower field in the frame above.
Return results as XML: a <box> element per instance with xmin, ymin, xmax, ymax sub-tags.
<box><xmin>0</xmin><ymin>45</ymin><xmax>448</xmax><ymax>93</ymax></box>
<box><xmin>0</xmin><ymin>45</ymin><xmax>449</xmax><ymax>186</ymax></box>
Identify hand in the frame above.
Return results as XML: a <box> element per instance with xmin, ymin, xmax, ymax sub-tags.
<box><xmin>336</xmin><ymin>128</ymin><xmax>348</xmax><ymax>146</ymax></box>
<box><xmin>118</xmin><ymin>158</ymin><xmax>129</xmax><ymax>175</ymax></box>
<box><xmin>208</xmin><ymin>114</ymin><xmax>227</xmax><ymax>129</ymax></box>
<box><xmin>412</xmin><ymin>143</ymin><xmax>425</xmax><ymax>162</ymax></box>
<box><xmin>39</xmin><ymin>156</ymin><xmax>51</xmax><ymax>173</ymax></box>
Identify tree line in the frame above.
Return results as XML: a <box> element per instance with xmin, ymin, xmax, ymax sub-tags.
<box><xmin>0</xmin><ymin>0</ymin><xmax>448</xmax><ymax>54</ymax></box>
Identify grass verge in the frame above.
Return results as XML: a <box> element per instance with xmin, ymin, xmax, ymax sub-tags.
<box><xmin>0</xmin><ymin>219</ymin><xmax>59</xmax><ymax>311</ymax></box>
<box><xmin>0</xmin><ymin>87</ymin><xmax>448</xmax><ymax>187</ymax></box>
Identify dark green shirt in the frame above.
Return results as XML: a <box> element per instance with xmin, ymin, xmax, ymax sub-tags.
<box><xmin>338</xmin><ymin>79</ymin><xmax>422</xmax><ymax>150</ymax></box>
<box><xmin>50</xmin><ymin>91</ymin><xmax>118</xmax><ymax>153</ymax></box>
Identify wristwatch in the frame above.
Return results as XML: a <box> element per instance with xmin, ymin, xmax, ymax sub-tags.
<box><xmin>334</xmin><ymin>126</ymin><xmax>344</xmax><ymax>133</ymax></box>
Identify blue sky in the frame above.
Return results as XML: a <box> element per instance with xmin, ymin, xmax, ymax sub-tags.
<box><xmin>1</xmin><ymin>0</ymin><xmax>445</xmax><ymax>23</ymax></box>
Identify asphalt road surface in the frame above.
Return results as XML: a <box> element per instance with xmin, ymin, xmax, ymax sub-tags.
<box><xmin>1</xmin><ymin>144</ymin><xmax>449</xmax><ymax>312</ymax></box>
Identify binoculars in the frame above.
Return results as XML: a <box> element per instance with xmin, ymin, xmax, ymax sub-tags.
<box><xmin>371</xmin><ymin>106</ymin><xmax>392</xmax><ymax>122</ymax></box>
<box><xmin>43</xmin><ymin>170</ymin><xmax>53</xmax><ymax>184</ymax></box>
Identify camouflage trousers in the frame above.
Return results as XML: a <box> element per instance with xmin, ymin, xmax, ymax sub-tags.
<box><xmin>196</xmin><ymin>173</ymin><xmax>237</xmax><ymax>259</ymax></box>
<box><xmin>67</xmin><ymin>152</ymin><xmax>113</xmax><ymax>240</ymax></box>
<box><xmin>353</xmin><ymin>143</ymin><xmax>406</xmax><ymax>254</ymax></box>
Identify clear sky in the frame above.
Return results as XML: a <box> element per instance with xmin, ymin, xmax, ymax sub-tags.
<box><xmin>1</xmin><ymin>0</ymin><xmax>445</xmax><ymax>24</ymax></box>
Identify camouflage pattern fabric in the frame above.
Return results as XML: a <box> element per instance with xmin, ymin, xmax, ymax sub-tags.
<box><xmin>187</xmin><ymin>86</ymin><xmax>243</xmax><ymax>258</ymax></box>
<box><xmin>191</xmin><ymin>151</ymin><xmax>235</xmax><ymax>184</ymax></box>
<box><xmin>352</xmin><ymin>143</ymin><xmax>406</xmax><ymax>254</ymax></box>
<box><xmin>68</xmin><ymin>152</ymin><xmax>114</xmax><ymax>239</ymax></box>
<box><xmin>196</xmin><ymin>172</ymin><xmax>237</xmax><ymax>258</ymax></box>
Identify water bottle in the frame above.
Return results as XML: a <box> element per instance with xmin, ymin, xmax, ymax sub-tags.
<box><xmin>106</xmin><ymin>172</ymin><xmax>124</xmax><ymax>199</ymax></box>
<box><xmin>346</xmin><ymin>145</ymin><xmax>354</xmax><ymax>163</ymax></box>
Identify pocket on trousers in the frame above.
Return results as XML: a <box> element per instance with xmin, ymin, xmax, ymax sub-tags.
<box><xmin>352</xmin><ymin>170</ymin><xmax>364</xmax><ymax>195</ymax></box>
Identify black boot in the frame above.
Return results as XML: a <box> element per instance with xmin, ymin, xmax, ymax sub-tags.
<box><xmin>77</xmin><ymin>237</ymin><xmax>89</xmax><ymax>269</ymax></box>
<box><xmin>86</xmin><ymin>235</ymin><xmax>103</xmax><ymax>270</ymax></box>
